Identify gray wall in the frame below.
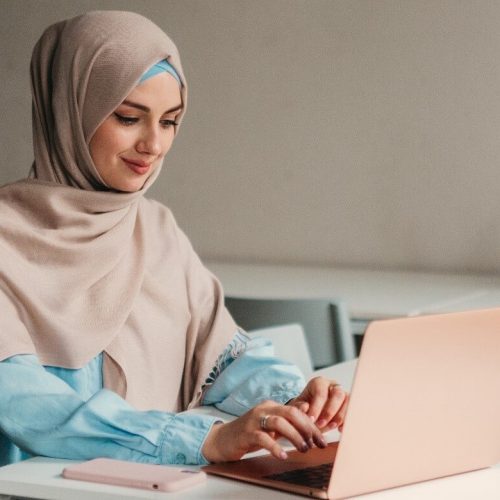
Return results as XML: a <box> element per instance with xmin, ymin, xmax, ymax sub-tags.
<box><xmin>2</xmin><ymin>0</ymin><xmax>500</xmax><ymax>274</ymax></box>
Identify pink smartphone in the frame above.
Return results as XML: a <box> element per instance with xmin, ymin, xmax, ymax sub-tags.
<box><xmin>62</xmin><ymin>458</ymin><xmax>207</xmax><ymax>492</ymax></box>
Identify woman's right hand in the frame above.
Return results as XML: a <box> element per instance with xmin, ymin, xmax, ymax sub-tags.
<box><xmin>201</xmin><ymin>399</ymin><xmax>328</xmax><ymax>463</ymax></box>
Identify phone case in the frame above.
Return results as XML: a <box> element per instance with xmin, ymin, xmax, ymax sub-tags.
<box><xmin>62</xmin><ymin>458</ymin><xmax>207</xmax><ymax>492</ymax></box>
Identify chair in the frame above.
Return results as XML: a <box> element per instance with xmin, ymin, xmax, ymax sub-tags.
<box><xmin>225</xmin><ymin>297</ymin><xmax>356</xmax><ymax>369</ymax></box>
<box><xmin>247</xmin><ymin>323</ymin><xmax>314</xmax><ymax>378</ymax></box>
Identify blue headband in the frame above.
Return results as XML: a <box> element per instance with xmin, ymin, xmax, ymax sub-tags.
<box><xmin>139</xmin><ymin>59</ymin><xmax>181</xmax><ymax>85</ymax></box>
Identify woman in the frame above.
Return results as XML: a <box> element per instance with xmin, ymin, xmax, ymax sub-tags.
<box><xmin>0</xmin><ymin>11</ymin><xmax>347</xmax><ymax>466</ymax></box>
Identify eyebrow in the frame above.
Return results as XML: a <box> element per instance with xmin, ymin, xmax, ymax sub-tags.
<box><xmin>121</xmin><ymin>100</ymin><xmax>183</xmax><ymax>114</ymax></box>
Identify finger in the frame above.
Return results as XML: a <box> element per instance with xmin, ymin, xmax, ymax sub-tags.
<box><xmin>324</xmin><ymin>393</ymin><xmax>350</xmax><ymax>431</ymax></box>
<box><xmin>298</xmin><ymin>401</ymin><xmax>309</xmax><ymax>414</ymax></box>
<box><xmin>306</xmin><ymin>378</ymin><xmax>330</xmax><ymax>423</ymax></box>
<box><xmin>288</xmin><ymin>399</ymin><xmax>310</xmax><ymax>414</ymax></box>
<box><xmin>253</xmin><ymin>430</ymin><xmax>289</xmax><ymax>460</ymax></box>
<box><xmin>316</xmin><ymin>385</ymin><xmax>347</xmax><ymax>429</ymax></box>
<box><xmin>264</xmin><ymin>414</ymin><xmax>312</xmax><ymax>453</ymax></box>
<box><xmin>331</xmin><ymin>393</ymin><xmax>349</xmax><ymax>427</ymax></box>
<box><xmin>279</xmin><ymin>405</ymin><xmax>327</xmax><ymax>449</ymax></box>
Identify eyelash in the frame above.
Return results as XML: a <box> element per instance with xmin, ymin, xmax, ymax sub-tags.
<box><xmin>113</xmin><ymin>113</ymin><xmax>178</xmax><ymax>129</ymax></box>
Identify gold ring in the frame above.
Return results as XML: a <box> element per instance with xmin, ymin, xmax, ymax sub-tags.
<box><xmin>260</xmin><ymin>414</ymin><xmax>270</xmax><ymax>431</ymax></box>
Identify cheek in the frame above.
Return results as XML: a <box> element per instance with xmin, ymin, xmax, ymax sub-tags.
<box><xmin>90</xmin><ymin>122</ymin><xmax>130</xmax><ymax>164</ymax></box>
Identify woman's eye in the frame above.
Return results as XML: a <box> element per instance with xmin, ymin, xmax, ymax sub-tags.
<box><xmin>160</xmin><ymin>119</ymin><xmax>178</xmax><ymax>129</ymax></box>
<box><xmin>114</xmin><ymin>113</ymin><xmax>138</xmax><ymax>126</ymax></box>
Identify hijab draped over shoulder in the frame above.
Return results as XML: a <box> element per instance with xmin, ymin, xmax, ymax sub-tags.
<box><xmin>0</xmin><ymin>11</ymin><xmax>237</xmax><ymax>412</ymax></box>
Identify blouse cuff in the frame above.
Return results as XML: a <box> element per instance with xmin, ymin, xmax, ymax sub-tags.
<box><xmin>214</xmin><ymin>380</ymin><xmax>304</xmax><ymax>415</ymax></box>
<box><xmin>159</xmin><ymin>412</ymin><xmax>219</xmax><ymax>465</ymax></box>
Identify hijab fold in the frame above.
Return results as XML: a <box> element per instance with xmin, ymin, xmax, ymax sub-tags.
<box><xmin>0</xmin><ymin>11</ymin><xmax>237</xmax><ymax>412</ymax></box>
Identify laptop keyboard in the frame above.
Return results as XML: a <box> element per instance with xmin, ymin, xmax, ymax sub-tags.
<box><xmin>263</xmin><ymin>462</ymin><xmax>333</xmax><ymax>489</ymax></box>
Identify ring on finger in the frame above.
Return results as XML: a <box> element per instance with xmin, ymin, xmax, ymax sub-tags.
<box><xmin>260</xmin><ymin>414</ymin><xmax>271</xmax><ymax>431</ymax></box>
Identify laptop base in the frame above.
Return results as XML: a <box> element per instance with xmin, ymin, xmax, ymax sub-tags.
<box><xmin>203</xmin><ymin>441</ymin><xmax>339</xmax><ymax>499</ymax></box>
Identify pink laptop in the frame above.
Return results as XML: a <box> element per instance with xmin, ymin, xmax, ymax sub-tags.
<box><xmin>203</xmin><ymin>307</ymin><xmax>500</xmax><ymax>498</ymax></box>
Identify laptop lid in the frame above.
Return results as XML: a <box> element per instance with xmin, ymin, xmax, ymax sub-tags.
<box><xmin>329</xmin><ymin>307</ymin><xmax>500</xmax><ymax>498</ymax></box>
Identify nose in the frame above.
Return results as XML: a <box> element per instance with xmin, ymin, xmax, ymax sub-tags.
<box><xmin>136</xmin><ymin>125</ymin><xmax>162</xmax><ymax>156</ymax></box>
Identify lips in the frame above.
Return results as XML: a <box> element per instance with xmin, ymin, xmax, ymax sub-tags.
<box><xmin>121</xmin><ymin>157</ymin><xmax>151</xmax><ymax>175</ymax></box>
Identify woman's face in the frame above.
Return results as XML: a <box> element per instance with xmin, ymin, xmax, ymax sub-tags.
<box><xmin>89</xmin><ymin>72</ymin><xmax>182</xmax><ymax>192</ymax></box>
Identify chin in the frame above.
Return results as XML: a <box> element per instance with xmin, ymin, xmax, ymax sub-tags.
<box><xmin>116</xmin><ymin>185</ymin><xmax>144</xmax><ymax>193</ymax></box>
<box><xmin>103</xmin><ymin>170</ymin><xmax>152</xmax><ymax>192</ymax></box>
<box><xmin>110</xmin><ymin>179</ymin><xmax>148</xmax><ymax>193</ymax></box>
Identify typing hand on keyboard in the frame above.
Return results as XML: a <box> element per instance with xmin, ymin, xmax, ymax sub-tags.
<box><xmin>202</xmin><ymin>399</ymin><xmax>328</xmax><ymax>463</ymax></box>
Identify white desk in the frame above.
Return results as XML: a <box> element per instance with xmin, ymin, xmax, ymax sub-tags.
<box><xmin>206</xmin><ymin>261</ymin><xmax>500</xmax><ymax>320</ymax></box>
<box><xmin>1</xmin><ymin>360</ymin><xmax>499</xmax><ymax>500</ymax></box>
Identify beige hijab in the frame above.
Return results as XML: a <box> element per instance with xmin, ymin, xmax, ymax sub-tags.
<box><xmin>0</xmin><ymin>11</ymin><xmax>237</xmax><ymax>412</ymax></box>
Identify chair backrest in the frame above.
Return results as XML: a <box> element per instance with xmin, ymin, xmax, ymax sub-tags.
<box><xmin>247</xmin><ymin>323</ymin><xmax>314</xmax><ymax>378</ymax></box>
<box><xmin>225</xmin><ymin>297</ymin><xmax>356</xmax><ymax>369</ymax></box>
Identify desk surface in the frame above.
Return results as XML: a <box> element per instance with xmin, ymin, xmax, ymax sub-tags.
<box><xmin>1</xmin><ymin>361</ymin><xmax>499</xmax><ymax>500</ymax></box>
<box><xmin>206</xmin><ymin>261</ymin><xmax>500</xmax><ymax>319</ymax></box>
<box><xmin>0</xmin><ymin>457</ymin><xmax>498</xmax><ymax>500</ymax></box>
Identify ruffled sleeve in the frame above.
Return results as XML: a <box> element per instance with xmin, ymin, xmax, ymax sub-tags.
<box><xmin>202</xmin><ymin>330</ymin><xmax>306</xmax><ymax>415</ymax></box>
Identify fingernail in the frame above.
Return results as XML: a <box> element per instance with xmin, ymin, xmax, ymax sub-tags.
<box><xmin>319</xmin><ymin>437</ymin><xmax>327</xmax><ymax>448</ymax></box>
<box><xmin>309</xmin><ymin>415</ymin><xmax>316</xmax><ymax>422</ymax></box>
<box><xmin>331</xmin><ymin>421</ymin><xmax>338</xmax><ymax>428</ymax></box>
<box><xmin>317</xmin><ymin>419</ymin><xmax>326</xmax><ymax>427</ymax></box>
<box><xmin>280</xmin><ymin>451</ymin><xmax>288</xmax><ymax>460</ymax></box>
<box><xmin>301</xmin><ymin>442</ymin><xmax>308</xmax><ymax>453</ymax></box>
<box><xmin>307</xmin><ymin>438</ymin><xmax>314</xmax><ymax>448</ymax></box>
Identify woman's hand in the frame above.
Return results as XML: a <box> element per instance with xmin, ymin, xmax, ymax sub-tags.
<box><xmin>286</xmin><ymin>377</ymin><xmax>349</xmax><ymax>432</ymax></box>
<box><xmin>201</xmin><ymin>399</ymin><xmax>328</xmax><ymax>463</ymax></box>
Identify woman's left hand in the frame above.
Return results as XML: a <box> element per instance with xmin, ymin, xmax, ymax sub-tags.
<box><xmin>287</xmin><ymin>377</ymin><xmax>349</xmax><ymax>432</ymax></box>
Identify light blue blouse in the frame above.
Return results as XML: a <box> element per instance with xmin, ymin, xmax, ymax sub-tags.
<box><xmin>0</xmin><ymin>331</ymin><xmax>305</xmax><ymax>467</ymax></box>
